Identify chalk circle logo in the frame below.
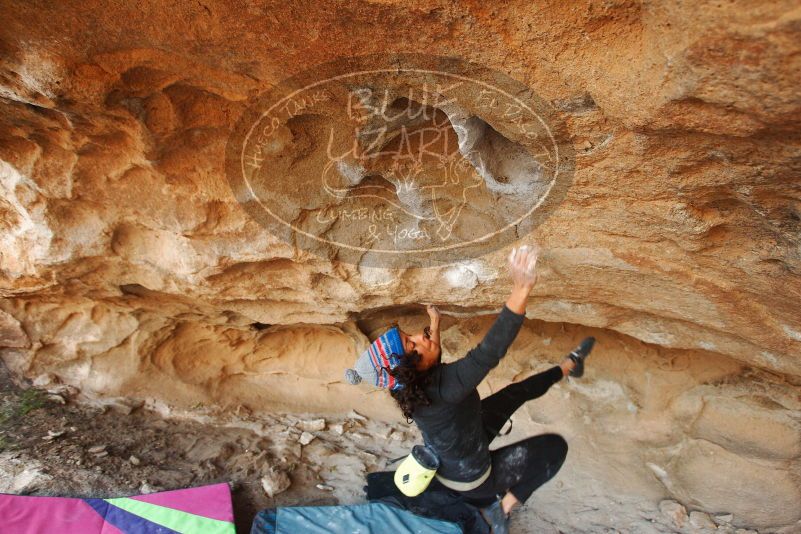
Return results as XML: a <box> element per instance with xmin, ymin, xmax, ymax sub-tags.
<box><xmin>225</xmin><ymin>53</ymin><xmax>574</xmax><ymax>269</ymax></box>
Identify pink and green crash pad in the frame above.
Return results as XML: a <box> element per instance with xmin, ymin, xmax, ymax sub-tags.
<box><xmin>0</xmin><ymin>482</ymin><xmax>235</xmax><ymax>533</ymax></box>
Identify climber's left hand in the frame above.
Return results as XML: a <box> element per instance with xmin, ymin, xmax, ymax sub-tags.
<box><xmin>426</xmin><ymin>304</ymin><xmax>441</xmax><ymax>326</ymax></box>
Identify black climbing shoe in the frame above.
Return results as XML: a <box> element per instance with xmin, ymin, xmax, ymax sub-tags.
<box><xmin>479</xmin><ymin>498</ymin><xmax>510</xmax><ymax>534</ymax></box>
<box><xmin>568</xmin><ymin>336</ymin><xmax>596</xmax><ymax>378</ymax></box>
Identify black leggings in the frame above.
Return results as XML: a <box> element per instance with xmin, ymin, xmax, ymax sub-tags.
<box><xmin>455</xmin><ymin>365</ymin><xmax>567</xmax><ymax>507</ymax></box>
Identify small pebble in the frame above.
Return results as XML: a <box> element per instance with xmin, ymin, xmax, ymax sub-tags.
<box><xmin>659</xmin><ymin>500</ymin><xmax>688</xmax><ymax>529</ymax></box>
<box><xmin>357</xmin><ymin>451</ymin><xmax>377</xmax><ymax>463</ymax></box>
<box><xmin>261</xmin><ymin>469</ymin><xmax>291</xmax><ymax>498</ymax></box>
<box><xmin>348</xmin><ymin>410</ymin><xmax>367</xmax><ymax>422</ymax></box>
<box><xmin>139</xmin><ymin>482</ymin><xmax>158</xmax><ymax>494</ymax></box>
<box><xmin>689</xmin><ymin>511</ymin><xmax>717</xmax><ymax>530</ymax></box>
<box><xmin>43</xmin><ymin>430</ymin><xmax>65</xmax><ymax>441</ymax></box>
<box><xmin>714</xmin><ymin>514</ymin><xmax>734</xmax><ymax>525</ymax></box>
<box><xmin>298</xmin><ymin>419</ymin><xmax>326</xmax><ymax>432</ymax></box>
<box><xmin>47</xmin><ymin>394</ymin><xmax>66</xmax><ymax>405</ymax></box>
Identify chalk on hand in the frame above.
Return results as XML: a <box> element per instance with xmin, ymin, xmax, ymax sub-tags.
<box><xmin>527</xmin><ymin>256</ymin><xmax>537</xmax><ymax>273</ymax></box>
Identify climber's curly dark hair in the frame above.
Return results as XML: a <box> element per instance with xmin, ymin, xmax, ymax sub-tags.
<box><xmin>385</xmin><ymin>350</ymin><xmax>433</xmax><ymax>423</ymax></box>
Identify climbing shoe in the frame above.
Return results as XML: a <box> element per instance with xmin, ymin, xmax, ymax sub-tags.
<box><xmin>479</xmin><ymin>497</ymin><xmax>510</xmax><ymax>534</ymax></box>
<box><xmin>568</xmin><ymin>336</ymin><xmax>596</xmax><ymax>378</ymax></box>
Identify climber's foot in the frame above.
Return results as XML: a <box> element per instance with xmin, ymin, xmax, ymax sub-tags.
<box><xmin>568</xmin><ymin>336</ymin><xmax>596</xmax><ymax>378</ymax></box>
<box><xmin>480</xmin><ymin>497</ymin><xmax>510</xmax><ymax>534</ymax></box>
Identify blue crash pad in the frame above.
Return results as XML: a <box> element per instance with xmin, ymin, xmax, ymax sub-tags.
<box><xmin>251</xmin><ymin>502</ymin><xmax>462</xmax><ymax>534</ymax></box>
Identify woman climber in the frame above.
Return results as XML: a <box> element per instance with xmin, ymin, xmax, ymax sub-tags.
<box><xmin>344</xmin><ymin>244</ymin><xmax>595</xmax><ymax>534</ymax></box>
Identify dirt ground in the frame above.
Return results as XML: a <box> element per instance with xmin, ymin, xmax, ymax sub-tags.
<box><xmin>0</xmin><ymin>362</ymin><xmax>421</xmax><ymax>533</ymax></box>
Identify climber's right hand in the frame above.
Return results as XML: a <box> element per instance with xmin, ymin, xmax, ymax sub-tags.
<box><xmin>507</xmin><ymin>244</ymin><xmax>540</xmax><ymax>290</ymax></box>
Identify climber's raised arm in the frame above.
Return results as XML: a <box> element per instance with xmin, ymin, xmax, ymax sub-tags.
<box><xmin>434</xmin><ymin>245</ymin><xmax>540</xmax><ymax>403</ymax></box>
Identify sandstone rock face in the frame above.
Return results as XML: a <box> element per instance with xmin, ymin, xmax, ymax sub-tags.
<box><xmin>1</xmin><ymin>1</ymin><xmax>800</xmax><ymax>531</ymax></box>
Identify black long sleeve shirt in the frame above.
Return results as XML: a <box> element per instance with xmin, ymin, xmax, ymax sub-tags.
<box><xmin>413</xmin><ymin>304</ymin><xmax>526</xmax><ymax>483</ymax></box>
